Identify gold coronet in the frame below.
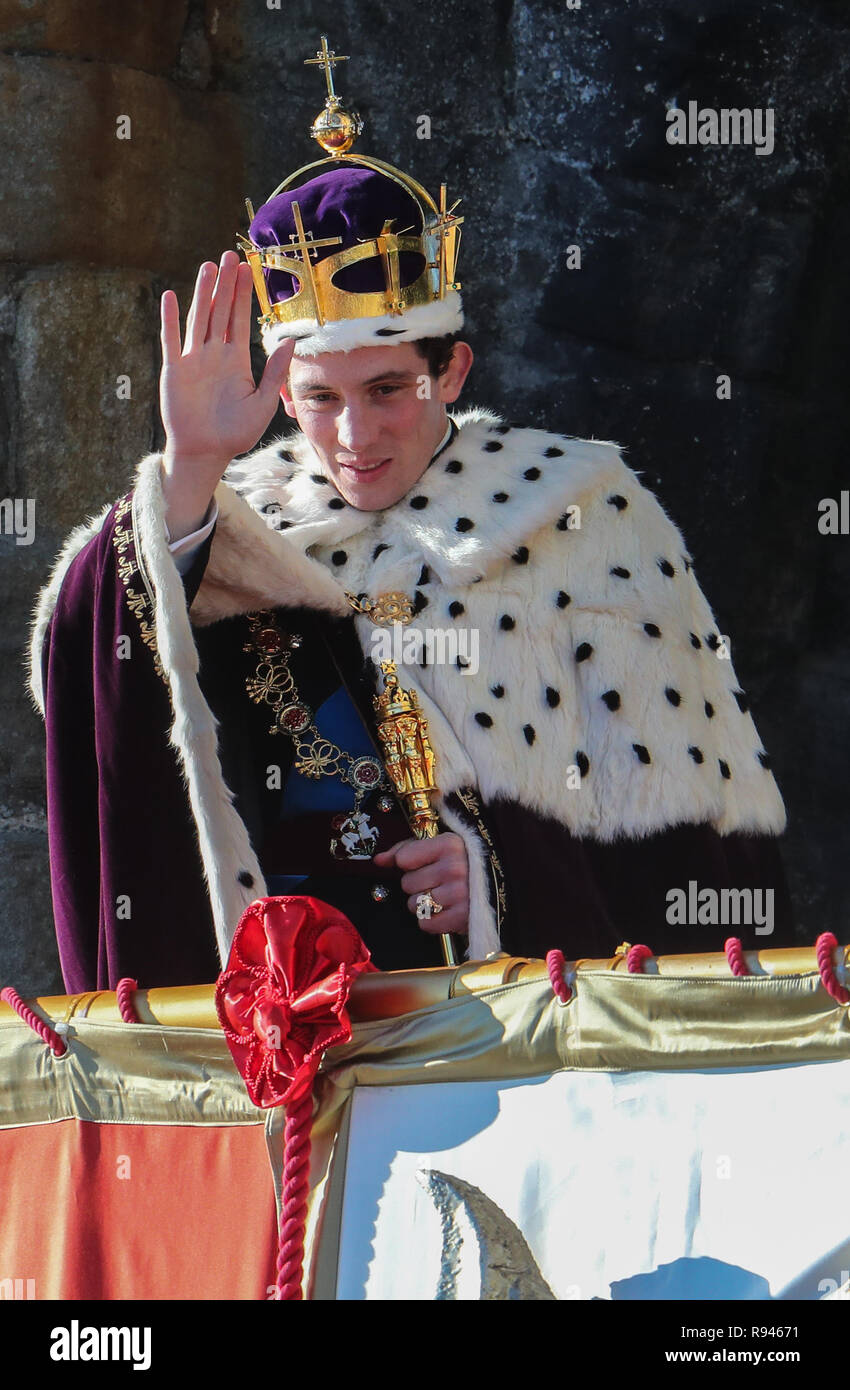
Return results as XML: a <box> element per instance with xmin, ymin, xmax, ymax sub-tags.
<box><xmin>236</xmin><ymin>34</ymin><xmax>463</xmax><ymax>332</ymax></box>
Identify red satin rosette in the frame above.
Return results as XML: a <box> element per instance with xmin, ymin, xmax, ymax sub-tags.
<box><xmin>215</xmin><ymin>896</ymin><xmax>378</xmax><ymax>1108</ymax></box>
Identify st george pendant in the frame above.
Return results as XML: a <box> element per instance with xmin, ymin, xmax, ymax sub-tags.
<box><xmin>330</xmin><ymin>809</ymin><xmax>380</xmax><ymax>860</ymax></box>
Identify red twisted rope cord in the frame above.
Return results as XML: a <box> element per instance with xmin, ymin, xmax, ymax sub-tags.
<box><xmin>546</xmin><ymin>949</ymin><xmax>572</xmax><ymax>1003</ymax></box>
<box><xmin>724</xmin><ymin>937</ymin><xmax>750</xmax><ymax>976</ymax></box>
<box><xmin>0</xmin><ymin>986</ymin><xmax>67</xmax><ymax>1057</ymax></box>
<box><xmin>627</xmin><ymin>944</ymin><xmax>653</xmax><ymax>973</ymax></box>
<box><xmin>275</xmin><ymin>1089</ymin><xmax>315</xmax><ymax>1300</ymax></box>
<box><xmin>815</xmin><ymin>932</ymin><xmax>850</xmax><ymax>1005</ymax></box>
<box><xmin>116</xmin><ymin>978</ymin><xmax>140</xmax><ymax>1023</ymax></box>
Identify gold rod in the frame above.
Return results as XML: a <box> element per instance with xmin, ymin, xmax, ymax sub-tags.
<box><xmin>1</xmin><ymin>945</ymin><xmax>842</xmax><ymax>1031</ymax></box>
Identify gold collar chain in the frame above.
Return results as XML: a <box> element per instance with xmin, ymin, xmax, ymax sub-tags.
<box><xmin>242</xmin><ymin>611</ymin><xmax>389</xmax><ymax>798</ymax></box>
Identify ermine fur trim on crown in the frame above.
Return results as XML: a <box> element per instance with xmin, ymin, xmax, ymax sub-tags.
<box><xmin>260</xmin><ymin>290</ymin><xmax>464</xmax><ymax>357</ymax></box>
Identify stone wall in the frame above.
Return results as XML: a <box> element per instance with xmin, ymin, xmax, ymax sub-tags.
<box><xmin>1</xmin><ymin>0</ymin><xmax>848</xmax><ymax>993</ymax></box>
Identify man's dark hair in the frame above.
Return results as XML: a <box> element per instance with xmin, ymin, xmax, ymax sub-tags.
<box><xmin>282</xmin><ymin>331</ymin><xmax>461</xmax><ymax>390</ymax></box>
<box><xmin>413</xmin><ymin>333</ymin><xmax>460</xmax><ymax>378</ymax></box>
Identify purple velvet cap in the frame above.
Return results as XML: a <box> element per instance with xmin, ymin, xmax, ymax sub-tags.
<box><xmin>249</xmin><ymin>165</ymin><xmax>426</xmax><ymax>304</ymax></box>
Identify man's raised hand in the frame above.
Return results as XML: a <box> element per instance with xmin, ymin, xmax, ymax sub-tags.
<box><xmin>159</xmin><ymin>249</ymin><xmax>294</xmax><ymax>542</ymax></box>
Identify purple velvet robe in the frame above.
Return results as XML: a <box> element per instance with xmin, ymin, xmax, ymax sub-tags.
<box><xmin>42</xmin><ymin>500</ymin><xmax>221</xmax><ymax>991</ymax></box>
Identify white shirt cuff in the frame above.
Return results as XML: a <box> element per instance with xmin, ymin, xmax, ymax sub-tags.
<box><xmin>164</xmin><ymin>500</ymin><xmax>219</xmax><ymax>574</ymax></box>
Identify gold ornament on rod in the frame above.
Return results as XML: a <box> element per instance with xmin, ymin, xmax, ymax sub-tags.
<box><xmin>373</xmin><ymin>661</ymin><xmax>459</xmax><ymax>967</ymax></box>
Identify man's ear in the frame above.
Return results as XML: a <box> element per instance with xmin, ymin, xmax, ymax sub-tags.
<box><xmin>279</xmin><ymin>378</ymin><xmax>298</xmax><ymax>420</ymax></box>
<box><xmin>437</xmin><ymin>341</ymin><xmax>474</xmax><ymax>405</ymax></box>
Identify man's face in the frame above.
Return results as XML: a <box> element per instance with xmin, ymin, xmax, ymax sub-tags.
<box><xmin>279</xmin><ymin>340</ymin><xmax>473</xmax><ymax>511</ymax></box>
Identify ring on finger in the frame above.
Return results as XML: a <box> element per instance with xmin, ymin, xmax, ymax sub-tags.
<box><xmin>415</xmin><ymin>891</ymin><xmax>444</xmax><ymax>921</ymax></box>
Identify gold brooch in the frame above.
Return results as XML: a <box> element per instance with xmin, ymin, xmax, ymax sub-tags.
<box><xmin>345</xmin><ymin>590</ymin><xmax>415</xmax><ymax>625</ymax></box>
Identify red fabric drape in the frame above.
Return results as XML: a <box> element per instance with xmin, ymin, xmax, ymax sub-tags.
<box><xmin>0</xmin><ymin>1118</ymin><xmax>278</xmax><ymax>1300</ymax></box>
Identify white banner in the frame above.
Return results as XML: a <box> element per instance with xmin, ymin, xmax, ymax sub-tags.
<box><xmin>336</xmin><ymin>1060</ymin><xmax>850</xmax><ymax>1300</ymax></box>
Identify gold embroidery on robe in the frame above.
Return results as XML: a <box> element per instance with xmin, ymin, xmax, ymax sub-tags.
<box><xmin>453</xmin><ymin>787</ymin><xmax>508</xmax><ymax>933</ymax></box>
<box><xmin>111</xmin><ymin>493</ymin><xmax>165</xmax><ymax>681</ymax></box>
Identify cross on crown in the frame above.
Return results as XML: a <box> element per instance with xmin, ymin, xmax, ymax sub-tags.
<box><xmin>286</xmin><ymin>201</ymin><xmax>342</xmax><ymax>263</ymax></box>
<box><xmin>304</xmin><ymin>34</ymin><xmax>349</xmax><ymax>103</ymax></box>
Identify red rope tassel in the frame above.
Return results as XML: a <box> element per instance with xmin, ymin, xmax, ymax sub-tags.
<box><xmin>724</xmin><ymin>938</ymin><xmax>750</xmax><ymax>976</ymax></box>
<box><xmin>815</xmin><ymin>932</ymin><xmax>850</xmax><ymax>1005</ymax></box>
<box><xmin>276</xmin><ymin>1091</ymin><xmax>315</xmax><ymax>1300</ymax></box>
<box><xmin>627</xmin><ymin>944</ymin><xmax>653</xmax><ymax>973</ymax></box>
<box><xmin>0</xmin><ymin>985</ymin><xmax>67</xmax><ymax>1057</ymax></box>
<box><xmin>116</xmin><ymin>977</ymin><xmax>140</xmax><ymax>1023</ymax></box>
<box><xmin>546</xmin><ymin>949</ymin><xmax>571</xmax><ymax>1003</ymax></box>
<box><xmin>216</xmin><ymin>897</ymin><xmax>378</xmax><ymax>1302</ymax></box>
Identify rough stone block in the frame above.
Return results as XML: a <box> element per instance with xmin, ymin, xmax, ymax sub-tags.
<box><xmin>0</xmin><ymin>55</ymin><xmax>244</xmax><ymax>273</ymax></box>
<box><xmin>15</xmin><ymin>267</ymin><xmax>168</xmax><ymax>529</ymax></box>
<box><xmin>0</xmin><ymin>0</ymin><xmax>189</xmax><ymax>71</ymax></box>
